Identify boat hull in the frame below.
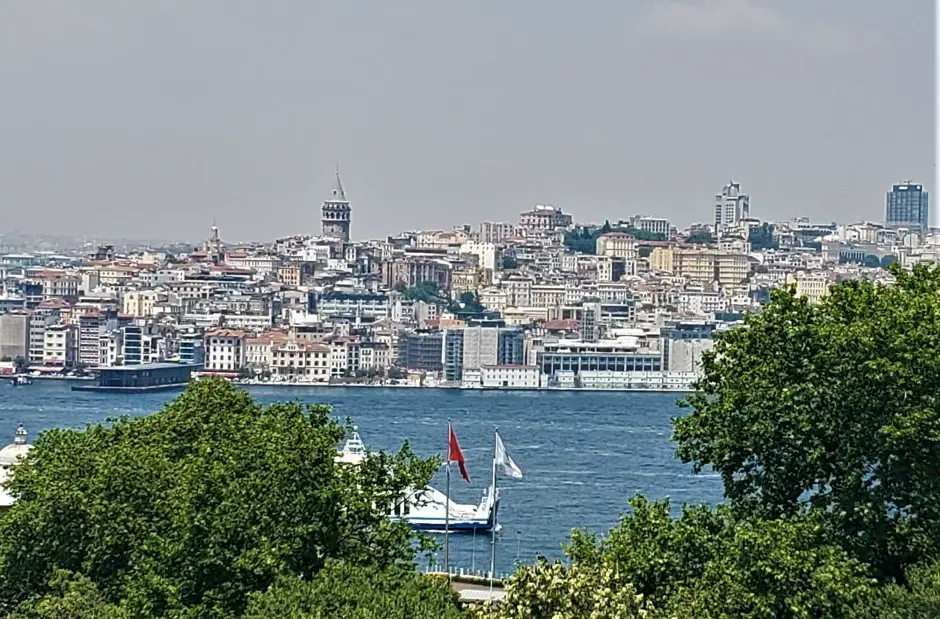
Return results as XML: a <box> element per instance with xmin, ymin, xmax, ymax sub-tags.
<box><xmin>392</xmin><ymin>497</ymin><xmax>499</xmax><ymax>533</ymax></box>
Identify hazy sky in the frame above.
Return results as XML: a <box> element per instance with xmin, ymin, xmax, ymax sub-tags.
<box><xmin>0</xmin><ymin>0</ymin><xmax>933</xmax><ymax>242</ymax></box>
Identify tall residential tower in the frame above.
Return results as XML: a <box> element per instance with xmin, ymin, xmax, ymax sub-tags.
<box><xmin>321</xmin><ymin>170</ymin><xmax>351</xmax><ymax>242</ymax></box>
<box><xmin>714</xmin><ymin>181</ymin><xmax>749</xmax><ymax>232</ymax></box>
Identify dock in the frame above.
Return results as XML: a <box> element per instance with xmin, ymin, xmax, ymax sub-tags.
<box><xmin>426</xmin><ymin>570</ymin><xmax>507</xmax><ymax>606</ymax></box>
<box><xmin>71</xmin><ymin>363</ymin><xmax>199</xmax><ymax>393</ymax></box>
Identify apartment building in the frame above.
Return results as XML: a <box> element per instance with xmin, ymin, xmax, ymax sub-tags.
<box><xmin>518</xmin><ymin>205</ymin><xmax>573</xmax><ymax>231</ymax></box>
<box><xmin>476</xmin><ymin>222</ymin><xmax>517</xmax><ymax>244</ymax></box>
<box><xmin>595</xmin><ymin>232</ymin><xmax>638</xmax><ymax>261</ymax></box>
<box><xmin>650</xmin><ymin>248</ymin><xmax>750</xmax><ymax>287</ymax></box>
<box><xmin>269</xmin><ymin>339</ymin><xmax>331</xmax><ymax>380</ymax></box>
<box><xmin>204</xmin><ymin>329</ymin><xmax>246</xmax><ymax>372</ymax></box>
<box><xmin>43</xmin><ymin>324</ymin><xmax>75</xmax><ymax>366</ymax></box>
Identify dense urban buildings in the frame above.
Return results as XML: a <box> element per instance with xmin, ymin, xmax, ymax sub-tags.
<box><xmin>0</xmin><ymin>171</ymin><xmax>927</xmax><ymax>390</ymax></box>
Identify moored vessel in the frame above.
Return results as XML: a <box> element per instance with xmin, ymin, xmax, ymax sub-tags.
<box><xmin>337</xmin><ymin>427</ymin><xmax>498</xmax><ymax>532</ymax></box>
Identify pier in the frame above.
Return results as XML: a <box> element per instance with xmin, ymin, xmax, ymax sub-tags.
<box><xmin>424</xmin><ymin>567</ymin><xmax>507</xmax><ymax>606</ymax></box>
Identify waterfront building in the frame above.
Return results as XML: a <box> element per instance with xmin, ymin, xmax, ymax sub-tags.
<box><xmin>442</xmin><ymin>328</ymin><xmax>464</xmax><ymax>382</ymax></box>
<box><xmin>321</xmin><ymin>170</ymin><xmax>352</xmax><ymax>242</ymax></box>
<box><xmin>399</xmin><ymin>331</ymin><xmax>445</xmax><ymax>372</ymax></box>
<box><xmin>269</xmin><ymin>339</ymin><xmax>331</xmax><ymax>380</ymax></box>
<box><xmin>42</xmin><ymin>324</ymin><xmax>75</xmax><ymax>367</ymax></box>
<box><xmin>121</xmin><ymin>324</ymin><xmax>163</xmax><ymax>365</ymax></box>
<box><xmin>0</xmin><ymin>312</ymin><xmax>29</xmax><ymax>361</ymax></box>
<box><xmin>660</xmin><ymin>322</ymin><xmax>715</xmax><ymax>374</ymax></box>
<box><xmin>204</xmin><ymin>329</ymin><xmax>246</xmax><ymax>372</ymax></box>
<box><xmin>462</xmin><ymin>365</ymin><xmax>541</xmax><ymax>389</ymax></box>
<box><xmin>461</xmin><ymin>326</ymin><xmax>525</xmax><ymax>375</ymax></box>
<box><xmin>537</xmin><ymin>337</ymin><xmax>663</xmax><ymax>385</ymax></box>
<box><xmin>178</xmin><ymin>331</ymin><xmax>206</xmax><ymax>365</ymax></box>
<box><xmin>885</xmin><ymin>181</ymin><xmax>928</xmax><ymax>234</ymax></box>
<box><xmin>29</xmin><ymin>301</ymin><xmax>66</xmax><ymax>364</ymax></box>
<box><xmin>91</xmin><ymin>363</ymin><xmax>195</xmax><ymax>390</ymax></box>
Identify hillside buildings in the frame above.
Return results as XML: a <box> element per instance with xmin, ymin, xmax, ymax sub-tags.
<box><xmin>0</xmin><ymin>171</ymin><xmax>924</xmax><ymax>390</ymax></box>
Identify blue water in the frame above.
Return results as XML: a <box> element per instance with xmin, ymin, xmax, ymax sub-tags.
<box><xmin>0</xmin><ymin>381</ymin><xmax>724</xmax><ymax>574</ymax></box>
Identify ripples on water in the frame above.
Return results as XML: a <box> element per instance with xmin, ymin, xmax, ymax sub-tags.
<box><xmin>0</xmin><ymin>381</ymin><xmax>724</xmax><ymax>574</ymax></box>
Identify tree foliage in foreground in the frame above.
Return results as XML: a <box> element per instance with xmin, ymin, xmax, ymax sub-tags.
<box><xmin>0</xmin><ymin>378</ymin><xmax>438</xmax><ymax>618</ymax></box>
<box><xmin>471</xmin><ymin>558</ymin><xmax>653</xmax><ymax>619</ymax></box>
<box><xmin>675</xmin><ymin>264</ymin><xmax>940</xmax><ymax>578</ymax></box>
<box><xmin>7</xmin><ymin>571</ymin><xmax>128</xmax><ymax>619</ymax></box>
<box><xmin>243</xmin><ymin>561</ymin><xmax>462</xmax><ymax>619</ymax></box>
<box><xmin>477</xmin><ymin>496</ymin><xmax>871</xmax><ymax>619</ymax></box>
<box><xmin>856</xmin><ymin>561</ymin><xmax>940</xmax><ymax>619</ymax></box>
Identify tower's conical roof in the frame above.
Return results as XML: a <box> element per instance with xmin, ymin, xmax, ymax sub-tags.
<box><xmin>326</xmin><ymin>170</ymin><xmax>347</xmax><ymax>203</ymax></box>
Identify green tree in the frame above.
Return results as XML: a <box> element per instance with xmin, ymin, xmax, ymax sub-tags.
<box><xmin>674</xmin><ymin>265</ymin><xmax>940</xmax><ymax>579</ymax></box>
<box><xmin>449</xmin><ymin>291</ymin><xmax>485</xmax><ymax>314</ymax></box>
<box><xmin>471</xmin><ymin>558</ymin><xmax>652</xmax><ymax>619</ymax></box>
<box><xmin>857</xmin><ymin>561</ymin><xmax>940</xmax><ymax>618</ymax></box>
<box><xmin>484</xmin><ymin>496</ymin><xmax>871</xmax><ymax>619</ymax></box>
<box><xmin>404</xmin><ymin>282</ymin><xmax>444</xmax><ymax>303</ymax></box>
<box><xmin>8</xmin><ymin>571</ymin><xmax>128</xmax><ymax>619</ymax></box>
<box><xmin>243</xmin><ymin>561</ymin><xmax>463</xmax><ymax>619</ymax></box>
<box><xmin>562</xmin><ymin>227</ymin><xmax>600</xmax><ymax>254</ymax></box>
<box><xmin>569</xmin><ymin>497</ymin><xmax>871</xmax><ymax>619</ymax></box>
<box><xmin>624</xmin><ymin>228</ymin><xmax>667</xmax><ymax>242</ymax></box>
<box><xmin>0</xmin><ymin>378</ymin><xmax>438</xmax><ymax>617</ymax></box>
<box><xmin>685</xmin><ymin>230</ymin><xmax>713</xmax><ymax>244</ymax></box>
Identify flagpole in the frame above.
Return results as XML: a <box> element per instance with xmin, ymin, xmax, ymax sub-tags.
<box><xmin>445</xmin><ymin>422</ymin><xmax>451</xmax><ymax>580</ymax></box>
<box><xmin>490</xmin><ymin>427</ymin><xmax>498</xmax><ymax>593</ymax></box>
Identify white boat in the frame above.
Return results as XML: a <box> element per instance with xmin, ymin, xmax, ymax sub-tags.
<box><xmin>337</xmin><ymin>427</ymin><xmax>499</xmax><ymax>533</ymax></box>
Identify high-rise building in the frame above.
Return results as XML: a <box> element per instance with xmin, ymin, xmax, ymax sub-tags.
<box><xmin>886</xmin><ymin>181</ymin><xmax>928</xmax><ymax>233</ymax></box>
<box><xmin>714</xmin><ymin>181</ymin><xmax>750</xmax><ymax>231</ymax></box>
<box><xmin>321</xmin><ymin>170</ymin><xmax>351</xmax><ymax>242</ymax></box>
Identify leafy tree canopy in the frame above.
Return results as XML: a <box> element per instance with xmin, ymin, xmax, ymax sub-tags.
<box><xmin>685</xmin><ymin>230</ymin><xmax>713</xmax><ymax>244</ymax></box>
<box><xmin>481</xmin><ymin>496</ymin><xmax>870</xmax><ymax>619</ymax></box>
<box><xmin>675</xmin><ymin>264</ymin><xmax>940</xmax><ymax>579</ymax></box>
<box><xmin>243</xmin><ymin>561</ymin><xmax>463</xmax><ymax>619</ymax></box>
<box><xmin>563</xmin><ymin>223</ymin><xmax>664</xmax><ymax>255</ymax></box>
<box><xmin>471</xmin><ymin>557</ymin><xmax>652</xmax><ymax>619</ymax></box>
<box><xmin>0</xmin><ymin>378</ymin><xmax>437</xmax><ymax>618</ymax></box>
<box><xmin>449</xmin><ymin>291</ymin><xmax>486</xmax><ymax>315</ymax></box>
<box><xmin>856</xmin><ymin>561</ymin><xmax>940</xmax><ymax>619</ymax></box>
<box><xmin>7</xmin><ymin>571</ymin><xmax>128</xmax><ymax>619</ymax></box>
<box><xmin>403</xmin><ymin>281</ymin><xmax>446</xmax><ymax>303</ymax></box>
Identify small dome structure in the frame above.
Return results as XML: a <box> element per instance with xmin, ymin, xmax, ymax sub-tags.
<box><xmin>0</xmin><ymin>425</ymin><xmax>31</xmax><ymax>469</ymax></box>
<box><xmin>0</xmin><ymin>425</ymin><xmax>32</xmax><ymax>510</ymax></box>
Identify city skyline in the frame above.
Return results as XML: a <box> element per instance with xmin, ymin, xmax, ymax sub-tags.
<box><xmin>0</xmin><ymin>0</ymin><xmax>932</xmax><ymax>241</ymax></box>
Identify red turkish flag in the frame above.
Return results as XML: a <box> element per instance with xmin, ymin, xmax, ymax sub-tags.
<box><xmin>448</xmin><ymin>423</ymin><xmax>470</xmax><ymax>483</ymax></box>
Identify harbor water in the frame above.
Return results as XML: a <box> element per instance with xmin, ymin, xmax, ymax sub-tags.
<box><xmin>0</xmin><ymin>380</ymin><xmax>724</xmax><ymax>574</ymax></box>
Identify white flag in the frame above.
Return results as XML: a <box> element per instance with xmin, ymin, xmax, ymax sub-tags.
<box><xmin>495</xmin><ymin>431</ymin><xmax>523</xmax><ymax>479</ymax></box>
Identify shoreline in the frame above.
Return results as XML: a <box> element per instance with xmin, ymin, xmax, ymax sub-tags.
<box><xmin>25</xmin><ymin>376</ymin><xmax>695</xmax><ymax>394</ymax></box>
